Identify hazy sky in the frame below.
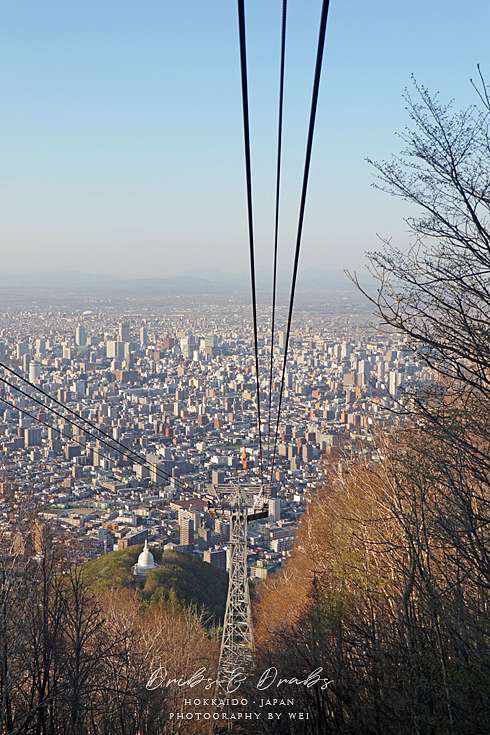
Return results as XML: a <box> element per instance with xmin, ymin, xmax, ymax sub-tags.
<box><xmin>1</xmin><ymin>0</ymin><xmax>489</xmax><ymax>280</ymax></box>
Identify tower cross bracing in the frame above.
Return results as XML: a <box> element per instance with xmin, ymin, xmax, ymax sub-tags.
<box><xmin>210</xmin><ymin>483</ymin><xmax>269</xmax><ymax>695</ymax></box>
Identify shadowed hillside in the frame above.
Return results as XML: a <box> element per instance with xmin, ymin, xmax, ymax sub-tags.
<box><xmin>83</xmin><ymin>546</ymin><xmax>228</xmax><ymax>623</ymax></box>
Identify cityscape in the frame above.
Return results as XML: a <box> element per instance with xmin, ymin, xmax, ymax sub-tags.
<box><xmin>1</xmin><ymin>0</ymin><xmax>487</xmax><ymax>731</ymax></box>
<box><xmin>0</xmin><ymin>293</ymin><xmax>428</xmax><ymax>578</ymax></box>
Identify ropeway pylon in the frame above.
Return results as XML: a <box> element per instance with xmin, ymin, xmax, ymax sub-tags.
<box><xmin>208</xmin><ymin>483</ymin><xmax>269</xmax><ymax>695</ymax></box>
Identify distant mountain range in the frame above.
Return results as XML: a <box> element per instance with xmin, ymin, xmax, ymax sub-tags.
<box><xmin>0</xmin><ymin>269</ymin><xmax>371</xmax><ymax>299</ymax></box>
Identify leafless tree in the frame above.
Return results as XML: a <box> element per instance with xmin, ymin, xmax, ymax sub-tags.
<box><xmin>253</xmin><ymin>73</ymin><xmax>490</xmax><ymax>735</ymax></box>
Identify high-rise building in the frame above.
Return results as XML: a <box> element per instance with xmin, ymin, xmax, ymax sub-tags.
<box><xmin>341</xmin><ymin>341</ymin><xmax>352</xmax><ymax>360</ymax></box>
<box><xmin>48</xmin><ymin>427</ymin><xmax>61</xmax><ymax>452</ymax></box>
<box><xmin>179</xmin><ymin>514</ymin><xmax>194</xmax><ymax>546</ymax></box>
<box><xmin>123</xmin><ymin>342</ymin><xmax>132</xmax><ymax>367</ymax></box>
<box><xmin>212</xmin><ymin>469</ymin><xmax>225</xmax><ymax>486</ymax></box>
<box><xmin>135</xmin><ymin>464</ymin><xmax>150</xmax><ymax>481</ymax></box>
<box><xmin>203</xmin><ymin>334</ymin><xmax>219</xmax><ymax>357</ymax></box>
<box><xmin>150</xmin><ymin>460</ymin><xmax>168</xmax><ymax>485</ymax></box>
<box><xmin>215</xmin><ymin>518</ymin><xmax>230</xmax><ymax>542</ymax></box>
<box><xmin>73</xmin><ymin>379</ymin><xmax>86</xmax><ymax>398</ymax></box>
<box><xmin>357</xmin><ymin>359</ymin><xmax>370</xmax><ymax>387</ymax></box>
<box><xmin>145</xmin><ymin>452</ymin><xmax>170</xmax><ymax>485</ymax></box>
<box><xmin>75</xmin><ymin>325</ymin><xmax>87</xmax><ymax>346</ymax></box>
<box><xmin>35</xmin><ymin>337</ymin><xmax>46</xmax><ymax>356</ymax></box>
<box><xmin>29</xmin><ymin>361</ymin><xmax>41</xmax><ymax>385</ymax></box>
<box><xmin>139</xmin><ymin>326</ymin><xmax>148</xmax><ymax>348</ymax></box>
<box><xmin>22</xmin><ymin>353</ymin><xmax>31</xmax><ymax>374</ymax></box>
<box><xmin>376</xmin><ymin>360</ymin><xmax>386</xmax><ymax>381</ymax></box>
<box><xmin>180</xmin><ymin>334</ymin><xmax>196</xmax><ymax>359</ymax></box>
<box><xmin>106</xmin><ymin>341</ymin><xmax>125</xmax><ymax>360</ymax></box>
<box><xmin>16</xmin><ymin>342</ymin><xmax>28</xmax><ymax>360</ymax></box>
<box><xmin>268</xmin><ymin>497</ymin><xmax>281</xmax><ymax>523</ymax></box>
<box><xmin>64</xmin><ymin>444</ymin><xmax>81</xmax><ymax>461</ymax></box>
<box><xmin>203</xmin><ymin>548</ymin><xmax>226</xmax><ymax>569</ymax></box>
<box><xmin>389</xmin><ymin>370</ymin><xmax>400</xmax><ymax>396</ymax></box>
<box><xmin>205</xmin><ymin>334</ymin><xmax>218</xmax><ymax>349</ymax></box>
<box><xmin>24</xmin><ymin>427</ymin><xmax>42</xmax><ymax>447</ymax></box>
<box><xmin>118</xmin><ymin>322</ymin><xmax>130</xmax><ymax>342</ymax></box>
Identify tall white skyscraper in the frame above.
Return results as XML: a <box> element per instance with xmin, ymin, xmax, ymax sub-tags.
<box><xmin>29</xmin><ymin>361</ymin><xmax>41</xmax><ymax>384</ymax></box>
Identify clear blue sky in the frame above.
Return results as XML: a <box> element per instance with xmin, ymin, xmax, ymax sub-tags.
<box><xmin>1</xmin><ymin>0</ymin><xmax>488</xmax><ymax>280</ymax></box>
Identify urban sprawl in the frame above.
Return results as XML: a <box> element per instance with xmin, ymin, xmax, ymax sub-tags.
<box><xmin>0</xmin><ymin>301</ymin><xmax>429</xmax><ymax>578</ymax></box>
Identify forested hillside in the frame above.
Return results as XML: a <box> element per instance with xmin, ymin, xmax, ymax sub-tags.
<box><xmin>83</xmin><ymin>546</ymin><xmax>228</xmax><ymax>622</ymax></box>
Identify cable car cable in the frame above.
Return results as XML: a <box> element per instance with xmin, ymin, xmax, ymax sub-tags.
<box><xmin>267</xmin><ymin>0</ymin><xmax>288</xmax><ymax>465</ymax></box>
<box><xmin>270</xmin><ymin>0</ymin><xmax>331</xmax><ymax>482</ymax></box>
<box><xmin>237</xmin><ymin>0</ymin><xmax>264</xmax><ymax>486</ymax></box>
<box><xmin>0</xmin><ymin>370</ymin><xmax>190</xmax><ymax>492</ymax></box>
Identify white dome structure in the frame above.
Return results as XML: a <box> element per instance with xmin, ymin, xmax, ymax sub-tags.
<box><xmin>133</xmin><ymin>539</ymin><xmax>157</xmax><ymax>577</ymax></box>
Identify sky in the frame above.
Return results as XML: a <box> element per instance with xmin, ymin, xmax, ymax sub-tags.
<box><xmin>1</xmin><ymin>0</ymin><xmax>489</xmax><ymax>282</ymax></box>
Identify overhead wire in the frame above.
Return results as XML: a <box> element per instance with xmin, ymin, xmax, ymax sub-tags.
<box><xmin>266</xmin><ymin>0</ymin><xmax>288</xmax><ymax>465</ymax></box>
<box><xmin>237</xmin><ymin>0</ymin><xmax>264</xmax><ymax>486</ymax></box>
<box><xmin>0</xmin><ymin>365</ymin><xmax>191</xmax><ymax>492</ymax></box>
<box><xmin>0</xmin><ymin>394</ymin><xmax>152</xmax><ymax>484</ymax></box>
<box><xmin>1</xmin><ymin>0</ymin><xmax>331</xmax><ymax>494</ymax></box>
<box><xmin>0</xmin><ymin>362</ymin><xmax>189</xmax><ymax>491</ymax></box>
<box><xmin>0</xmin><ymin>380</ymin><xmax>189</xmax><ymax>491</ymax></box>
<box><xmin>269</xmin><ymin>0</ymin><xmax>331</xmax><ymax>482</ymax></box>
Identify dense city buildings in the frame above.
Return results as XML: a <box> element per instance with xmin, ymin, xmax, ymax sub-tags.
<box><xmin>0</xmin><ymin>298</ymin><xmax>430</xmax><ymax>577</ymax></box>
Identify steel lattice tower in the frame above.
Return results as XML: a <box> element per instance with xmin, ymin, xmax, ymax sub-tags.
<box><xmin>210</xmin><ymin>484</ymin><xmax>269</xmax><ymax>695</ymax></box>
